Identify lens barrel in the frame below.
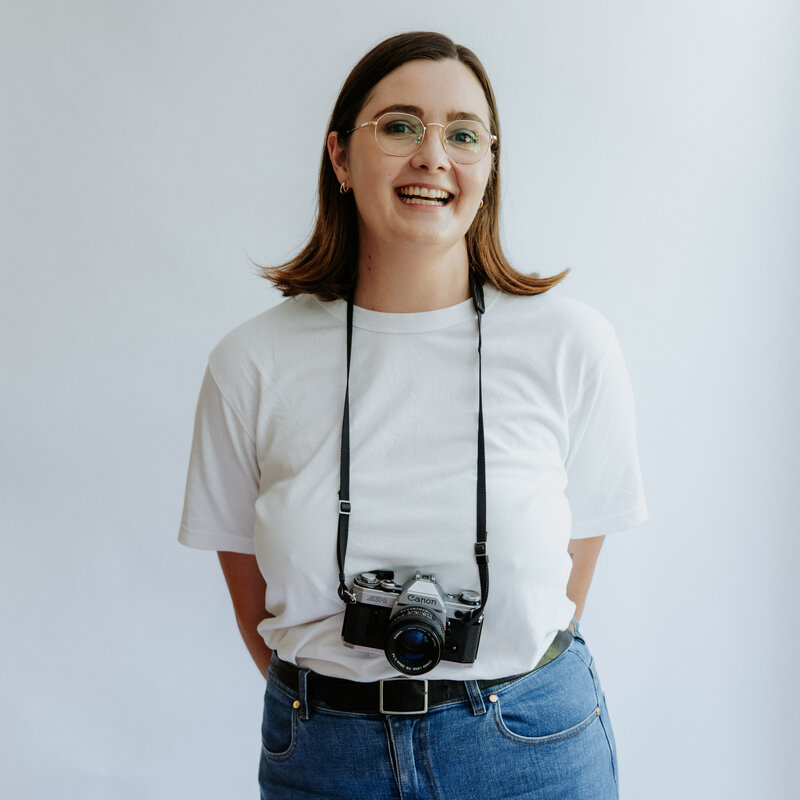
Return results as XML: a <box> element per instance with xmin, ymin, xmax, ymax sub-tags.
<box><xmin>385</xmin><ymin>606</ymin><xmax>445</xmax><ymax>675</ymax></box>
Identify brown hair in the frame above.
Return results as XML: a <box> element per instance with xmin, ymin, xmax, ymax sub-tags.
<box><xmin>264</xmin><ymin>31</ymin><xmax>567</xmax><ymax>300</ymax></box>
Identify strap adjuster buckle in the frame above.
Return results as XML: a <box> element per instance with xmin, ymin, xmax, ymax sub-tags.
<box><xmin>338</xmin><ymin>500</ymin><xmax>352</xmax><ymax>515</ymax></box>
<box><xmin>379</xmin><ymin>679</ymin><xmax>428</xmax><ymax>715</ymax></box>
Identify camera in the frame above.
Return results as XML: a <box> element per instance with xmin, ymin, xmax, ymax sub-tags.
<box><xmin>341</xmin><ymin>570</ymin><xmax>484</xmax><ymax>675</ymax></box>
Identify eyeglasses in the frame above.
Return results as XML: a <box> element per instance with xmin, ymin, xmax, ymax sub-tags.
<box><xmin>347</xmin><ymin>112</ymin><xmax>497</xmax><ymax>165</ymax></box>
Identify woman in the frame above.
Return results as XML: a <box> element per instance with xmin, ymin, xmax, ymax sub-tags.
<box><xmin>180</xmin><ymin>31</ymin><xmax>647</xmax><ymax>799</ymax></box>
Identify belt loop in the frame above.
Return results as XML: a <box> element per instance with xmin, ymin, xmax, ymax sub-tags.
<box><xmin>298</xmin><ymin>667</ymin><xmax>311</xmax><ymax>720</ymax></box>
<box><xmin>465</xmin><ymin>680</ymin><xmax>486</xmax><ymax>716</ymax></box>
<box><xmin>571</xmin><ymin>617</ymin><xmax>585</xmax><ymax>644</ymax></box>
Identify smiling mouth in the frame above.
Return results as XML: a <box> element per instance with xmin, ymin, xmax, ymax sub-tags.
<box><xmin>396</xmin><ymin>186</ymin><xmax>453</xmax><ymax>206</ymax></box>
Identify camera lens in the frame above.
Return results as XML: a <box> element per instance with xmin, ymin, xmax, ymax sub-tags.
<box><xmin>385</xmin><ymin>607</ymin><xmax>445</xmax><ymax>675</ymax></box>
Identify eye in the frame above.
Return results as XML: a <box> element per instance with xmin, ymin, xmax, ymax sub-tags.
<box><xmin>379</xmin><ymin>115</ymin><xmax>423</xmax><ymax>140</ymax></box>
<box><xmin>446</xmin><ymin>123</ymin><xmax>483</xmax><ymax>150</ymax></box>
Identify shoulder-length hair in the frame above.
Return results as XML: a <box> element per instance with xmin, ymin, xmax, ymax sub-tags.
<box><xmin>264</xmin><ymin>31</ymin><xmax>567</xmax><ymax>300</ymax></box>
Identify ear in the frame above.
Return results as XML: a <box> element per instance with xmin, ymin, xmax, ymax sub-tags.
<box><xmin>327</xmin><ymin>131</ymin><xmax>350</xmax><ymax>187</ymax></box>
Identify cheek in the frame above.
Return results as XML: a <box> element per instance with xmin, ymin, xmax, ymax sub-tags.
<box><xmin>478</xmin><ymin>162</ymin><xmax>493</xmax><ymax>194</ymax></box>
<box><xmin>459</xmin><ymin>164</ymin><xmax>492</xmax><ymax>200</ymax></box>
<box><xmin>352</xmin><ymin>164</ymin><xmax>396</xmax><ymax>202</ymax></box>
<box><xmin>348</xmin><ymin>145</ymin><xmax>396</xmax><ymax>186</ymax></box>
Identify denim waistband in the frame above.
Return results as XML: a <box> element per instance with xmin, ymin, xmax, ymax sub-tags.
<box><xmin>269</xmin><ymin>628</ymin><xmax>573</xmax><ymax>715</ymax></box>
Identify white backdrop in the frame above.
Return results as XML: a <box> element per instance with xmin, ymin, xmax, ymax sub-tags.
<box><xmin>2</xmin><ymin>1</ymin><xmax>798</xmax><ymax>798</ymax></box>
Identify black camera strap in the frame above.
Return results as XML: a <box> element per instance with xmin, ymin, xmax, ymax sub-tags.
<box><xmin>336</xmin><ymin>274</ymin><xmax>489</xmax><ymax>628</ymax></box>
<box><xmin>335</xmin><ymin>292</ymin><xmax>355</xmax><ymax>603</ymax></box>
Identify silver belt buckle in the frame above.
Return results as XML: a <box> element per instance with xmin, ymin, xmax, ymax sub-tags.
<box><xmin>379</xmin><ymin>679</ymin><xmax>429</xmax><ymax>715</ymax></box>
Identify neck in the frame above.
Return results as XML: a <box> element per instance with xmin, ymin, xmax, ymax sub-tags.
<box><xmin>354</xmin><ymin>238</ymin><xmax>471</xmax><ymax>313</ymax></box>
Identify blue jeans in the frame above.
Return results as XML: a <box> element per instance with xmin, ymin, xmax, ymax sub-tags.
<box><xmin>259</xmin><ymin>626</ymin><xmax>618</xmax><ymax>799</ymax></box>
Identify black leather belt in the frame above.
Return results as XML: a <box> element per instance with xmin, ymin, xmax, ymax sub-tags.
<box><xmin>270</xmin><ymin>629</ymin><xmax>572</xmax><ymax>715</ymax></box>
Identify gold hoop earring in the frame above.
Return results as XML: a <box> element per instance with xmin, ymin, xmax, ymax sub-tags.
<box><xmin>340</xmin><ymin>182</ymin><xmax>350</xmax><ymax>194</ymax></box>
<box><xmin>479</xmin><ymin>199</ymin><xmax>484</xmax><ymax>209</ymax></box>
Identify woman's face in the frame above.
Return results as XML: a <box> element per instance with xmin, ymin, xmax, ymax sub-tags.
<box><xmin>328</xmin><ymin>58</ymin><xmax>493</xmax><ymax>255</ymax></box>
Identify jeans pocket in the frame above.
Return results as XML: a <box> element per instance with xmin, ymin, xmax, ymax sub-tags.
<box><xmin>261</xmin><ymin>681</ymin><xmax>299</xmax><ymax>761</ymax></box>
<box><xmin>490</xmin><ymin>649</ymin><xmax>602</xmax><ymax>745</ymax></box>
<box><xmin>493</xmin><ymin>698</ymin><xmax>601</xmax><ymax>745</ymax></box>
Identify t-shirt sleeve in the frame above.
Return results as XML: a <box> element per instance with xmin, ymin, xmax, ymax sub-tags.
<box><xmin>564</xmin><ymin>329</ymin><xmax>648</xmax><ymax>539</ymax></box>
<box><xmin>178</xmin><ymin>365</ymin><xmax>259</xmax><ymax>553</ymax></box>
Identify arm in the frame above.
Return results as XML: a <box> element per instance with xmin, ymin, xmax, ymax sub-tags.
<box><xmin>218</xmin><ymin>551</ymin><xmax>273</xmax><ymax>680</ymax></box>
<box><xmin>566</xmin><ymin>535</ymin><xmax>606</xmax><ymax>623</ymax></box>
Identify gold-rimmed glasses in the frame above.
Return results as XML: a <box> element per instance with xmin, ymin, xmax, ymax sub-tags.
<box><xmin>347</xmin><ymin>112</ymin><xmax>497</xmax><ymax>165</ymax></box>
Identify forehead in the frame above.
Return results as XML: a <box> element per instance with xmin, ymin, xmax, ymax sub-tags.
<box><xmin>360</xmin><ymin>59</ymin><xmax>491</xmax><ymax>126</ymax></box>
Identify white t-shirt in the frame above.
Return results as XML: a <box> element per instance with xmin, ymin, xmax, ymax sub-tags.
<box><xmin>179</xmin><ymin>285</ymin><xmax>647</xmax><ymax>681</ymax></box>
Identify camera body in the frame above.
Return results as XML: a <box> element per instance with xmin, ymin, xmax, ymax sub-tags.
<box><xmin>341</xmin><ymin>570</ymin><xmax>483</xmax><ymax>675</ymax></box>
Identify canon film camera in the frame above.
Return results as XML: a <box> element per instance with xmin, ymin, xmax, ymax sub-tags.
<box><xmin>341</xmin><ymin>570</ymin><xmax>484</xmax><ymax>675</ymax></box>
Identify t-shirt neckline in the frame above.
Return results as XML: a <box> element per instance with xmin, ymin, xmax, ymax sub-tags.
<box><xmin>313</xmin><ymin>285</ymin><xmax>502</xmax><ymax>334</ymax></box>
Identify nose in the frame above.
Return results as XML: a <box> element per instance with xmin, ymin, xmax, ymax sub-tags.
<box><xmin>410</xmin><ymin>123</ymin><xmax>451</xmax><ymax>171</ymax></box>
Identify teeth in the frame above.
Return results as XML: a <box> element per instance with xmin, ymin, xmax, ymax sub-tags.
<box><xmin>397</xmin><ymin>186</ymin><xmax>451</xmax><ymax>200</ymax></box>
<box><xmin>400</xmin><ymin>196</ymin><xmax>447</xmax><ymax>205</ymax></box>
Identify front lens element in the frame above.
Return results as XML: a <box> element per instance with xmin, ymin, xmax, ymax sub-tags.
<box><xmin>395</xmin><ymin>629</ymin><xmax>432</xmax><ymax>664</ymax></box>
<box><xmin>385</xmin><ymin>607</ymin><xmax>445</xmax><ymax>675</ymax></box>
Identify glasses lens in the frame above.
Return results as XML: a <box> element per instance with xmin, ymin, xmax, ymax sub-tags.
<box><xmin>444</xmin><ymin>120</ymin><xmax>490</xmax><ymax>164</ymax></box>
<box><xmin>375</xmin><ymin>113</ymin><xmax>425</xmax><ymax>156</ymax></box>
<box><xmin>372</xmin><ymin>113</ymin><xmax>493</xmax><ymax>163</ymax></box>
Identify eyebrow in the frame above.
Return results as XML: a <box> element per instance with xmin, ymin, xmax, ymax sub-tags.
<box><xmin>371</xmin><ymin>104</ymin><xmax>489</xmax><ymax>127</ymax></box>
